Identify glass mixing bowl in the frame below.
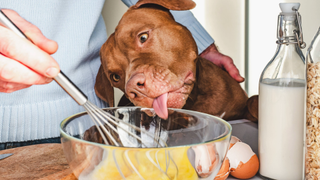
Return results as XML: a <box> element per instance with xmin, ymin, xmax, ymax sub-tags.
<box><xmin>60</xmin><ymin>107</ymin><xmax>231</xmax><ymax>180</ymax></box>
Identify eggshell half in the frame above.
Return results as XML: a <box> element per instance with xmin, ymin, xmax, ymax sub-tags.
<box><xmin>227</xmin><ymin>142</ymin><xmax>259</xmax><ymax>179</ymax></box>
<box><xmin>214</xmin><ymin>157</ymin><xmax>230</xmax><ymax>180</ymax></box>
<box><xmin>230</xmin><ymin>154</ymin><xmax>259</xmax><ymax>179</ymax></box>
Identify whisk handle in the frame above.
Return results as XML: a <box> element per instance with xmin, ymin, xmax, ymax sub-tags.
<box><xmin>0</xmin><ymin>10</ymin><xmax>88</xmax><ymax>105</ymax></box>
<box><xmin>54</xmin><ymin>72</ymin><xmax>88</xmax><ymax>105</ymax></box>
<box><xmin>0</xmin><ymin>10</ymin><xmax>28</xmax><ymax>39</ymax></box>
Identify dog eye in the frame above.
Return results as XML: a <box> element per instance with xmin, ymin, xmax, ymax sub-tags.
<box><xmin>111</xmin><ymin>74</ymin><xmax>120</xmax><ymax>82</ymax></box>
<box><xmin>139</xmin><ymin>33</ymin><xmax>148</xmax><ymax>43</ymax></box>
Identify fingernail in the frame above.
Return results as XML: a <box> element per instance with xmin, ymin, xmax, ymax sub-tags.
<box><xmin>46</xmin><ymin>67</ymin><xmax>59</xmax><ymax>77</ymax></box>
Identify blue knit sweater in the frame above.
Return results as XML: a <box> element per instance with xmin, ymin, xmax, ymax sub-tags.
<box><xmin>0</xmin><ymin>0</ymin><xmax>214</xmax><ymax>142</ymax></box>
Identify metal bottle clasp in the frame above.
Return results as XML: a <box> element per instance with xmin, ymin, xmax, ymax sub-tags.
<box><xmin>293</xmin><ymin>7</ymin><xmax>306</xmax><ymax>49</ymax></box>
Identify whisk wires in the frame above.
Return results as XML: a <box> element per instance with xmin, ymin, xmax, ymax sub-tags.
<box><xmin>83</xmin><ymin>101</ymin><xmax>168</xmax><ymax>148</ymax></box>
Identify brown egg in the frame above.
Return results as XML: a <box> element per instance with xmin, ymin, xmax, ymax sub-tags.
<box><xmin>214</xmin><ymin>157</ymin><xmax>230</xmax><ymax>180</ymax></box>
<box><xmin>227</xmin><ymin>142</ymin><xmax>259</xmax><ymax>179</ymax></box>
<box><xmin>230</xmin><ymin>154</ymin><xmax>259</xmax><ymax>179</ymax></box>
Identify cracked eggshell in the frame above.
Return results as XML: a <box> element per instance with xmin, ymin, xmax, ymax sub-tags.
<box><xmin>227</xmin><ymin>142</ymin><xmax>259</xmax><ymax>179</ymax></box>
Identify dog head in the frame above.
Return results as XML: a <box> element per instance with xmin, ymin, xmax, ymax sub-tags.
<box><xmin>95</xmin><ymin>0</ymin><xmax>199</xmax><ymax>118</ymax></box>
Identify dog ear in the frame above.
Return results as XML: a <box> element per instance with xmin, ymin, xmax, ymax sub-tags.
<box><xmin>244</xmin><ymin>95</ymin><xmax>258</xmax><ymax>122</ymax></box>
<box><xmin>135</xmin><ymin>0</ymin><xmax>196</xmax><ymax>10</ymax></box>
<box><xmin>95</xmin><ymin>66</ymin><xmax>114</xmax><ymax>107</ymax></box>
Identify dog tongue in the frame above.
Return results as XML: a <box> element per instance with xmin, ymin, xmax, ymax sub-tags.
<box><xmin>152</xmin><ymin>93</ymin><xmax>168</xmax><ymax>119</ymax></box>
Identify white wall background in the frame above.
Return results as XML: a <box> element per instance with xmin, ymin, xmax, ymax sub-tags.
<box><xmin>101</xmin><ymin>0</ymin><xmax>320</xmax><ymax>104</ymax></box>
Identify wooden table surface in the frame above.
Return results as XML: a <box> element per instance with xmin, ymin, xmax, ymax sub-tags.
<box><xmin>0</xmin><ymin>143</ymin><xmax>77</xmax><ymax>180</ymax></box>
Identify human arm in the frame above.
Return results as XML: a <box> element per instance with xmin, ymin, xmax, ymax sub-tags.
<box><xmin>0</xmin><ymin>9</ymin><xmax>59</xmax><ymax>93</ymax></box>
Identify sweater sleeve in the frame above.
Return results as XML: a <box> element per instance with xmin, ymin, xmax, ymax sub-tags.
<box><xmin>120</xmin><ymin>0</ymin><xmax>214</xmax><ymax>54</ymax></box>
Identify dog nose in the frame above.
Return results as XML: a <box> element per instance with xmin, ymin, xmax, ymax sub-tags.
<box><xmin>126</xmin><ymin>73</ymin><xmax>146</xmax><ymax>99</ymax></box>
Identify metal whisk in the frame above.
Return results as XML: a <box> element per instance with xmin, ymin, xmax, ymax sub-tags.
<box><xmin>0</xmin><ymin>10</ymin><xmax>166</xmax><ymax>148</ymax></box>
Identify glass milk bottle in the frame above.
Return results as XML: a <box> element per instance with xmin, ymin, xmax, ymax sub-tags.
<box><xmin>305</xmin><ymin>27</ymin><xmax>320</xmax><ymax>179</ymax></box>
<box><xmin>258</xmin><ymin>3</ymin><xmax>306</xmax><ymax>179</ymax></box>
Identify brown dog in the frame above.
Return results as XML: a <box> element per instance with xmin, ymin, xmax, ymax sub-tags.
<box><xmin>95</xmin><ymin>0</ymin><xmax>258</xmax><ymax>121</ymax></box>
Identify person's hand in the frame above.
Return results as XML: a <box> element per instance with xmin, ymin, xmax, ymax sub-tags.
<box><xmin>200</xmin><ymin>43</ymin><xmax>244</xmax><ymax>83</ymax></box>
<box><xmin>0</xmin><ymin>9</ymin><xmax>59</xmax><ymax>93</ymax></box>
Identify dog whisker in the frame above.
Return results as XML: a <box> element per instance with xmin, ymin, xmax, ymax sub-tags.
<box><xmin>187</xmin><ymin>95</ymin><xmax>194</xmax><ymax>102</ymax></box>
